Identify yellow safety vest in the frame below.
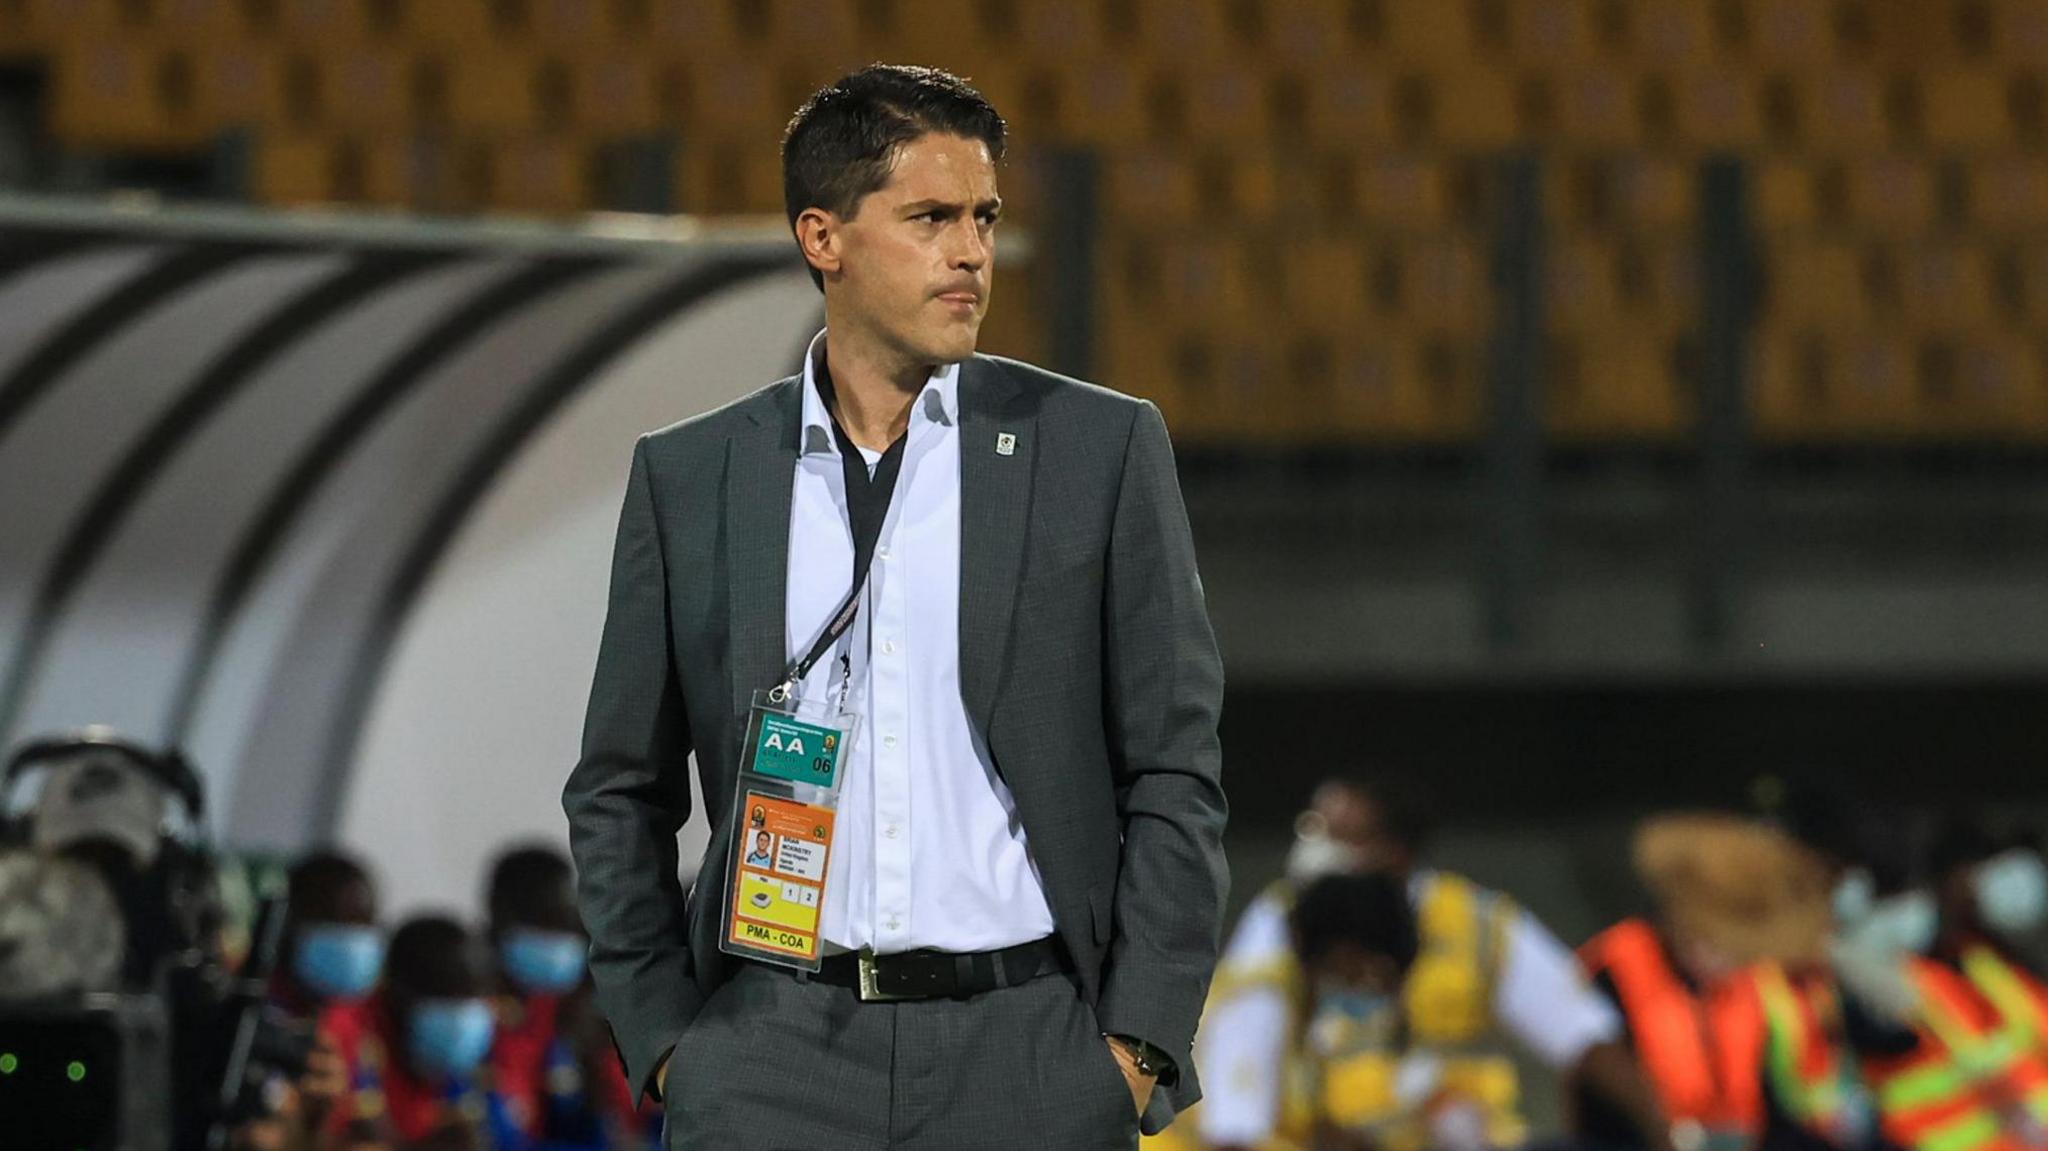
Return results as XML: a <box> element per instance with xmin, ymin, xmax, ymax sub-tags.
<box><xmin>1146</xmin><ymin>873</ymin><xmax>1526</xmax><ymax>1151</ymax></box>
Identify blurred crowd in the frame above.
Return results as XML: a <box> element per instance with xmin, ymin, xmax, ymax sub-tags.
<box><xmin>243</xmin><ymin>843</ymin><xmax>659</xmax><ymax>1151</ymax></box>
<box><xmin>1153</xmin><ymin>777</ymin><xmax>2048</xmax><ymax>1151</ymax></box>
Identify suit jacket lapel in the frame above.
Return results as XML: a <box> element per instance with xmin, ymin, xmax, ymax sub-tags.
<box><xmin>726</xmin><ymin>376</ymin><xmax>801</xmax><ymax>719</ymax></box>
<box><xmin>958</xmin><ymin>356</ymin><xmax>1035</xmax><ymax>735</ymax></box>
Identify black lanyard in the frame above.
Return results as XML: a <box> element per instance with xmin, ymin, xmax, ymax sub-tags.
<box><xmin>774</xmin><ymin>399</ymin><xmax>908</xmax><ymax>699</ymax></box>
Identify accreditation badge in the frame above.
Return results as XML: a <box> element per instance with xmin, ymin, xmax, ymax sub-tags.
<box><xmin>718</xmin><ymin>687</ymin><xmax>857</xmax><ymax>971</ymax></box>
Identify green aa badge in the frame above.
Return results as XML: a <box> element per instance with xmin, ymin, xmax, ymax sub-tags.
<box><xmin>751</xmin><ymin>714</ymin><xmax>842</xmax><ymax>788</ymax></box>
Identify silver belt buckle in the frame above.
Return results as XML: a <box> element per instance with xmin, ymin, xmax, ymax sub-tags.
<box><xmin>856</xmin><ymin>948</ymin><xmax>913</xmax><ymax>1003</ymax></box>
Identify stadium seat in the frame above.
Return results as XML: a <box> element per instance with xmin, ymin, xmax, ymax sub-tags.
<box><xmin>1102</xmin><ymin>149</ymin><xmax>1201</xmax><ymax>231</ymax></box>
<box><xmin>253</xmin><ymin>132</ymin><xmax>410</xmax><ymax>207</ymax></box>
<box><xmin>1754</xmin><ymin>158</ymin><xmax>1821</xmax><ymax>230</ymax></box>
<box><xmin>1842</xmin><ymin>156</ymin><xmax>1939</xmax><ymax>232</ymax></box>
<box><xmin>1179</xmin><ymin>59</ymin><xmax>1274</xmax><ymax>143</ymax></box>
<box><xmin>1502</xmin><ymin>0</ymin><xmax>1603</xmax><ymax>62</ymax></box>
<box><xmin>1278</xmin><ymin>235</ymin><xmax>1372</xmax><ymax>328</ymax></box>
<box><xmin>1611</xmin><ymin>156</ymin><xmax>1696</xmax><ymax>232</ymax></box>
<box><xmin>1988</xmin><ymin>0</ymin><xmax>2048</xmax><ymax>62</ymax></box>
<box><xmin>16</xmin><ymin>0</ymin><xmax>129</xmax><ymax>47</ymax></box>
<box><xmin>1290</xmin><ymin>67</ymin><xmax>1399</xmax><ymax>147</ymax></box>
<box><xmin>1130</xmin><ymin>0</ymin><xmax>1250</xmax><ymax>61</ymax></box>
<box><xmin>1739</xmin><ymin>0</ymin><xmax>1837</xmax><ymax>66</ymax></box>
<box><xmin>1970</xmin><ymin>159</ymin><xmax>2048</xmax><ymax>230</ymax></box>
<box><xmin>1546</xmin><ymin>329</ymin><xmax>1692</xmax><ymax>440</ymax></box>
<box><xmin>315</xmin><ymin>48</ymin><xmax>417</xmax><ymax>134</ymax></box>
<box><xmin>486</xmin><ymin>135</ymin><xmax>596</xmax><ymax>216</ymax></box>
<box><xmin>1328</xmin><ymin>154</ymin><xmax>1453</xmax><ymax>229</ymax></box>
<box><xmin>1549</xmin><ymin>66</ymin><xmax>1644</xmax><ymax>149</ymax></box>
<box><xmin>1331</xmin><ymin>333</ymin><xmax>1483</xmax><ymax>442</ymax></box>
<box><xmin>563</xmin><ymin>53</ymin><xmax>666</xmax><ymax>135</ymax></box>
<box><xmin>1266</xmin><ymin>0</ymin><xmax>1355</xmax><ymax>66</ymax></box>
<box><xmin>526</xmin><ymin>0</ymin><xmax>626</xmax><ymax>48</ymax></box>
<box><xmin>403</xmin><ymin>0</ymin><xmax>505</xmax><ymax>44</ymax></box>
<box><xmin>1920</xmin><ymin>70</ymin><xmax>2015</xmax><ymax>149</ymax></box>
<box><xmin>673</xmin><ymin>136</ymin><xmax>783</xmax><ymax>215</ymax></box>
<box><xmin>1548</xmin><ymin>237</ymin><xmax>1625</xmax><ymax>333</ymax></box>
<box><xmin>1751</xmin><ymin>328</ymin><xmax>1916</xmax><ymax>440</ymax></box>
<box><xmin>1424</xmin><ymin>69</ymin><xmax>1521</xmax><ymax>148</ymax></box>
<box><xmin>153</xmin><ymin>0</ymin><xmax>260</xmax><ymax>44</ymax></box>
<box><xmin>276</xmin><ymin>0</ymin><xmax>389</xmax><ymax>43</ymax></box>
<box><xmin>50</xmin><ymin>41</ymin><xmax>207</xmax><ymax>148</ymax></box>
<box><xmin>1895</xmin><ymin>243</ymin><xmax>1999</xmax><ymax>330</ymax></box>
<box><xmin>189</xmin><ymin>44</ymin><xmax>295</xmax><ymax>133</ymax></box>
<box><xmin>1366</xmin><ymin>0</ymin><xmax>1480</xmax><ymax>63</ymax></box>
<box><xmin>1799</xmin><ymin>69</ymin><xmax>1891</xmax><ymax>153</ymax></box>
<box><xmin>439</xmin><ymin>47</ymin><xmax>545</xmax><ymax>134</ymax></box>
<box><xmin>1761</xmin><ymin>238</ymin><xmax>1871</xmax><ymax>327</ymax></box>
<box><xmin>1406</xmin><ymin>236</ymin><xmax>1488</xmax><ymax>330</ymax></box>
<box><xmin>1033</xmin><ymin>59</ymin><xmax>1149</xmax><ymax>146</ymax></box>
<box><xmin>1016</xmin><ymin>0</ymin><xmax>1118</xmax><ymax>58</ymax></box>
<box><xmin>1669</xmin><ymin>68</ymin><xmax>1765</xmax><ymax>150</ymax></box>
<box><xmin>1624</xmin><ymin>0</ymin><xmax>1721</xmax><ymax>68</ymax></box>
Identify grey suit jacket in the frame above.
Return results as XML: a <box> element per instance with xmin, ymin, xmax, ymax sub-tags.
<box><xmin>562</xmin><ymin>352</ymin><xmax>1228</xmax><ymax>1134</ymax></box>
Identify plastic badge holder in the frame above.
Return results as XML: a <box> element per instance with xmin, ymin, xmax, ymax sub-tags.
<box><xmin>718</xmin><ymin>686</ymin><xmax>859</xmax><ymax>972</ymax></box>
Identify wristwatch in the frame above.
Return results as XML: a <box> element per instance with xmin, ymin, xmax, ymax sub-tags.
<box><xmin>1105</xmin><ymin>1033</ymin><xmax>1175</xmax><ymax>1083</ymax></box>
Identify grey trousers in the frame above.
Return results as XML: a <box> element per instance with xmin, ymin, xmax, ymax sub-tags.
<box><xmin>662</xmin><ymin>958</ymin><xmax>1143</xmax><ymax>1150</ymax></box>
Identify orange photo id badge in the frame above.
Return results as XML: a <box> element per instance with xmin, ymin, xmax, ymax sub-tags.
<box><xmin>724</xmin><ymin>789</ymin><xmax>835</xmax><ymax>963</ymax></box>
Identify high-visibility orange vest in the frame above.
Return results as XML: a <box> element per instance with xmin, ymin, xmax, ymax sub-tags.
<box><xmin>1580</xmin><ymin>919</ymin><xmax>1766</xmax><ymax>1139</ymax></box>
<box><xmin>1755</xmin><ymin>958</ymin><xmax>2030</xmax><ymax>1151</ymax></box>
<box><xmin>1921</xmin><ymin>948</ymin><xmax>2048</xmax><ymax>1127</ymax></box>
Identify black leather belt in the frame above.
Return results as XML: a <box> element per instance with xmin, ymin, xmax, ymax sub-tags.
<box><xmin>804</xmin><ymin>936</ymin><xmax>1073</xmax><ymax>1002</ymax></box>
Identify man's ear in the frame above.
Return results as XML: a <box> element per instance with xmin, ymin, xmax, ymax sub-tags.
<box><xmin>794</xmin><ymin>207</ymin><xmax>841</xmax><ymax>281</ymax></box>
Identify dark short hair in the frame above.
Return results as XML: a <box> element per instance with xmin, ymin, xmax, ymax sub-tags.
<box><xmin>1291</xmin><ymin>871</ymin><xmax>1421</xmax><ymax>973</ymax></box>
<box><xmin>288</xmin><ymin>848</ymin><xmax>373</xmax><ymax>920</ymax></box>
<box><xmin>386</xmin><ymin>914</ymin><xmax>489</xmax><ymax>998</ymax></box>
<box><xmin>486</xmin><ymin>843</ymin><xmax>573</xmax><ymax>928</ymax></box>
<box><xmin>782</xmin><ymin>64</ymin><xmax>1007</xmax><ymax>290</ymax></box>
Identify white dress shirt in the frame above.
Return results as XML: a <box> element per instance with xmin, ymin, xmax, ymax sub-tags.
<box><xmin>1197</xmin><ymin>870</ymin><xmax>1622</xmax><ymax>1146</ymax></box>
<box><xmin>784</xmin><ymin>329</ymin><xmax>1057</xmax><ymax>956</ymax></box>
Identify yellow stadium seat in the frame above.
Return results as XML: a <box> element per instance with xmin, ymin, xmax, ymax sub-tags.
<box><xmin>1612</xmin><ymin>157</ymin><xmax>1696</xmax><ymax>231</ymax></box>
<box><xmin>317</xmin><ymin>48</ymin><xmax>417</xmax><ymax>134</ymax></box>
<box><xmin>1751</xmin><ymin>328</ymin><xmax>1915</xmax><ymax>441</ymax></box>
<box><xmin>438</xmin><ymin>48</ymin><xmax>545</xmax><ymax>133</ymax></box>
<box><xmin>1549</xmin><ymin>66</ymin><xmax>1643</xmax><ymax>149</ymax></box>
<box><xmin>1971</xmin><ymin>160</ymin><xmax>2048</xmax><ymax>230</ymax></box>
<box><xmin>253</xmin><ymin>133</ymin><xmax>332</xmax><ymax>205</ymax></box>
<box><xmin>253</xmin><ymin>133</ymin><xmax>410</xmax><ymax>207</ymax></box>
<box><xmin>526</xmin><ymin>0</ymin><xmax>625</xmax><ymax>47</ymax></box>
<box><xmin>1407</xmin><ymin>236</ymin><xmax>1488</xmax><ymax>330</ymax></box>
<box><xmin>1762</xmin><ymin>239</ymin><xmax>1870</xmax><ymax>327</ymax></box>
<box><xmin>1143</xmin><ymin>236</ymin><xmax>1262</xmax><ymax>325</ymax></box>
<box><xmin>1037</xmin><ymin>59</ymin><xmax>1150</xmax><ymax>146</ymax></box>
<box><xmin>674</xmin><ymin>136</ymin><xmax>783</xmax><ymax>216</ymax></box>
<box><xmin>1920</xmin><ymin>71</ymin><xmax>2013</xmax><ymax>149</ymax></box>
<box><xmin>1102</xmin><ymin>150</ymin><xmax>1201</xmax><ymax>231</ymax></box>
<box><xmin>1547</xmin><ymin>329</ymin><xmax>1691</xmax><ymax>441</ymax></box>
<box><xmin>1267</xmin><ymin>0</ymin><xmax>1354</xmax><ymax>66</ymax></box>
<box><xmin>565</xmin><ymin>54</ymin><xmax>666</xmax><ymax>135</ymax></box>
<box><xmin>674</xmin><ymin>56</ymin><xmax>781</xmax><ymax>137</ymax></box>
<box><xmin>1179</xmin><ymin>60</ymin><xmax>1272</xmax><ymax>143</ymax></box>
<box><xmin>1903</xmin><ymin>334</ymin><xmax>2048</xmax><ymax>440</ymax></box>
<box><xmin>276</xmin><ymin>0</ymin><xmax>387</xmax><ymax>43</ymax></box>
<box><xmin>153</xmin><ymin>0</ymin><xmax>259</xmax><ymax>43</ymax></box>
<box><xmin>1896</xmin><ymin>243</ymin><xmax>1999</xmax><ymax>331</ymax></box>
<box><xmin>405</xmin><ymin>0</ymin><xmax>503</xmax><ymax>43</ymax></box>
<box><xmin>1548</xmin><ymin>237</ymin><xmax>1624</xmax><ymax>333</ymax></box>
<box><xmin>1740</xmin><ymin>0</ymin><xmax>1838</xmax><ymax>66</ymax></box>
<box><xmin>1347</xmin><ymin>155</ymin><xmax>1454</xmax><ymax>228</ymax></box>
<box><xmin>1131</xmin><ymin>0</ymin><xmax>1248</xmax><ymax>60</ymax></box>
<box><xmin>189</xmin><ymin>43</ymin><xmax>293</xmax><ymax>132</ymax></box>
<box><xmin>1292</xmin><ymin>67</ymin><xmax>1399</xmax><ymax>146</ymax></box>
<box><xmin>1426</xmin><ymin>69</ymin><xmax>1520</xmax><ymax>148</ymax></box>
<box><xmin>1754</xmin><ymin>158</ymin><xmax>1820</xmax><ymax>230</ymax></box>
<box><xmin>1331</xmin><ymin>334</ymin><xmax>1483</xmax><ymax>442</ymax></box>
<box><xmin>50</xmin><ymin>42</ymin><xmax>208</xmax><ymax>148</ymax></box>
<box><xmin>1625</xmin><ymin>0</ymin><xmax>1721</xmax><ymax>68</ymax></box>
<box><xmin>486</xmin><ymin>136</ymin><xmax>595</xmax><ymax>216</ymax></box>
<box><xmin>1502</xmin><ymin>0</ymin><xmax>1602</xmax><ymax>63</ymax></box>
<box><xmin>1670</xmin><ymin>69</ymin><xmax>1764</xmax><ymax>150</ymax></box>
<box><xmin>1843</xmin><ymin>157</ymin><xmax>1938</xmax><ymax>233</ymax></box>
<box><xmin>1799</xmin><ymin>69</ymin><xmax>1891</xmax><ymax>153</ymax></box>
<box><xmin>1015</xmin><ymin>0</ymin><xmax>1117</xmax><ymax>58</ymax></box>
<box><xmin>17</xmin><ymin>0</ymin><xmax>129</xmax><ymax>45</ymax></box>
<box><xmin>1368</xmin><ymin>0</ymin><xmax>1480</xmax><ymax>62</ymax></box>
<box><xmin>1988</xmin><ymin>0</ymin><xmax>2048</xmax><ymax>62</ymax></box>
<box><xmin>1279</xmin><ymin>236</ymin><xmax>1371</xmax><ymax>328</ymax></box>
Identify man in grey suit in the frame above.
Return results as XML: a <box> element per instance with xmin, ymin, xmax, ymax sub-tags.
<box><xmin>563</xmin><ymin>64</ymin><xmax>1227</xmax><ymax>1150</ymax></box>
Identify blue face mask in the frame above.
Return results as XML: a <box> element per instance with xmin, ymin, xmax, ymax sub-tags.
<box><xmin>293</xmin><ymin>924</ymin><xmax>385</xmax><ymax>1001</ymax></box>
<box><xmin>1318</xmin><ymin>987</ymin><xmax>1393</xmax><ymax>1024</ymax></box>
<box><xmin>407</xmin><ymin>998</ymin><xmax>496</xmax><ymax>1079</ymax></box>
<box><xmin>499</xmin><ymin>928</ymin><xmax>587</xmax><ymax>995</ymax></box>
<box><xmin>1976</xmin><ymin>851</ymin><xmax>2048</xmax><ymax>934</ymax></box>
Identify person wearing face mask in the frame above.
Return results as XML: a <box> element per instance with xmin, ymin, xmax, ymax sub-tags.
<box><xmin>1181</xmin><ymin>777</ymin><xmax>1669</xmax><ymax>1151</ymax></box>
<box><xmin>271</xmin><ymin>849</ymin><xmax>389</xmax><ymax>1147</ymax></box>
<box><xmin>360</xmin><ymin>914</ymin><xmax>524</xmax><ymax>1150</ymax></box>
<box><xmin>1576</xmin><ymin>814</ymin><xmax>1834</xmax><ymax>1151</ymax></box>
<box><xmin>483</xmin><ymin>845</ymin><xmax>648</xmax><ymax>1151</ymax></box>
<box><xmin>1755</xmin><ymin>794</ymin><xmax>2046</xmax><ymax>1151</ymax></box>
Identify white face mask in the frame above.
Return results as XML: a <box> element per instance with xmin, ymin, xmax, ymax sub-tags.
<box><xmin>1844</xmin><ymin>890</ymin><xmax>1938</xmax><ymax>957</ymax></box>
<box><xmin>1286</xmin><ymin>831</ymin><xmax>1364</xmax><ymax>882</ymax></box>
<box><xmin>1976</xmin><ymin>850</ymin><xmax>2048</xmax><ymax>934</ymax></box>
<box><xmin>1833</xmin><ymin>870</ymin><xmax>1876</xmax><ymax>926</ymax></box>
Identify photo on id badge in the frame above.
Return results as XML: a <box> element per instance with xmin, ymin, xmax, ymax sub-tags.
<box><xmin>721</xmin><ymin>688</ymin><xmax>856</xmax><ymax>968</ymax></box>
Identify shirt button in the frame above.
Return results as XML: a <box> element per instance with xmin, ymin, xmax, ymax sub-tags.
<box><xmin>885</xmin><ymin>917</ymin><xmax>900</xmax><ymax>931</ymax></box>
<box><xmin>884</xmin><ymin>825</ymin><xmax>899</xmax><ymax>839</ymax></box>
<box><xmin>883</xmin><ymin>733</ymin><xmax>898</xmax><ymax>749</ymax></box>
<box><xmin>882</xmin><ymin>639</ymin><xmax>897</xmax><ymax>655</ymax></box>
<box><xmin>877</xmin><ymin>545</ymin><xmax>891</xmax><ymax>560</ymax></box>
